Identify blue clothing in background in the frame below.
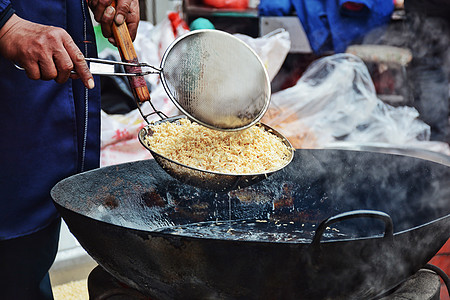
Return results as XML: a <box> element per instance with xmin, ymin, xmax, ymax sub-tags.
<box><xmin>292</xmin><ymin>0</ymin><xmax>394</xmax><ymax>54</ymax></box>
<box><xmin>260</xmin><ymin>0</ymin><xmax>394</xmax><ymax>54</ymax></box>
<box><xmin>259</xmin><ymin>0</ymin><xmax>292</xmax><ymax>16</ymax></box>
<box><xmin>327</xmin><ymin>0</ymin><xmax>393</xmax><ymax>53</ymax></box>
<box><xmin>290</xmin><ymin>0</ymin><xmax>332</xmax><ymax>54</ymax></box>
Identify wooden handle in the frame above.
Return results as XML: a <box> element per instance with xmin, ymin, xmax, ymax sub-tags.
<box><xmin>111</xmin><ymin>1</ymin><xmax>150</xmax><ymax>103</ymax></box>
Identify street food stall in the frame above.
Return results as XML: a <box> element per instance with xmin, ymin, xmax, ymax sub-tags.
<box><xmin>51</xmin><ymin>0</ymin><xmax>450</xmax><ymax>299</ymax></box>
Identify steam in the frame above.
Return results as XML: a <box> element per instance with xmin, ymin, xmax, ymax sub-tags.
<box><xmin>361</xmin><ymin>12</ymin><xmax>450</xmax><ymax>142</ymax></box>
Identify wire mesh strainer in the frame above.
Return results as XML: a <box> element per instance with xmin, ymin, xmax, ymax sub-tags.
<box><xmin>159</xmin><ymin>29</ymin><xmax>271</xmax><ymax>131</ymax></box>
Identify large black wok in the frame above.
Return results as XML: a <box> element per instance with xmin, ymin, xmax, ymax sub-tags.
<box><xmin>50</xmin><ymin>149</ymin><xmax>450</xmax><ymax>300</ymax></box>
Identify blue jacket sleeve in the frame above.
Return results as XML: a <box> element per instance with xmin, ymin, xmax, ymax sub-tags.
<box><xmin>0</xmin><ymin>0</ymin><xmax>14</xmax><ymax>29</ymax></box>
<box><xmin>0</xmin><ymin>0</ymin><xmax>10</xmax><ymax>10</ymax></box>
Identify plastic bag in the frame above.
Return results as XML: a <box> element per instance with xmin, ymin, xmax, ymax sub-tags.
<box><xmin>263</xmin><ymin>53</ymin><xmax>435</xmax><ymax>149</ymax></box>
<box><xmin>100</xmin><ymin>109</ymin><xmax>151</xmax><ymax>166</ymax></box>
<box><xmin>234</xmin><ymin>29</ymin><xmax>291</xmax><ymax>81</ymax></box>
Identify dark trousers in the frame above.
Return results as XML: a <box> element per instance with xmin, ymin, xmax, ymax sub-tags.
<box><xmin>0</xmin><ymin>217</ymin><xmax>61</xmax><ymax>300</ymax></box>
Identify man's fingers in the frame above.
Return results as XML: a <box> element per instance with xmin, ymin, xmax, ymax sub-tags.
<box><xmin>38</xmin><ymin>59</ymin><xmax>58</xmax><ymax>81</ymax></box>
<box><xmin>114</xmin><ymin>0</ymin><xmax>132</xmax><ymax>25</ymax></box>
<box><xmin>0</xmin><ymin>15</ymin><xmax>94</xmax><ymax>87</ymax></box>
<box><xmin>88</xmin><ymin>0</ymin><xmax>98</xmax><ymax>7</ymax></box>
<box><xmin>100</xmin><ymin>5</ymin><xmax>115</xmax><ymax>38</ymax></box>
<box><xmin>99</xmin><ymin>5</ymin><xmax>115</xmax><ymax>42</ymax></box>
<box><xmin>53</xmin><ymin>52</ymin><xmax>73</xmax><ymax>84</ymax></box>
<box><xmin>22</xmin><ymin>62</ymin><xmax>41</xmax><ymax>81</ymax></box>
<box><xmin>101</xmin><ymin>18</ymin><xmax>113</xmax><ymax>41</ymax></box>
<box><xmin>91</xmin><ymin>0</ymin><xmax>112</xmax><ymax>23</ymax></box>
<box><xmin>90</xmin><ymin>0</ymin><xmax>139</xmax><ymax>43</ymax></box>
<box><xmin>64</xmin><ymin>38</ymin><xmax>95</xmax><ymax>89</ymax></box>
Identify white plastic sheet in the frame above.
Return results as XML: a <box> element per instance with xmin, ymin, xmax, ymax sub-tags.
<box><xmin>235</xmin><ymin>29</ymin><xmax>291</xmax><ymax>81</ymax></box>
<box><xmin>265</xmin><ymin>53</ymin><xmax>450</xmax><ymax>155</ymax></box>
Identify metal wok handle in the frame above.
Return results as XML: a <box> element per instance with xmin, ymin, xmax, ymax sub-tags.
<box><xmin>311</xmin><ymin>209</ymin><xmax>394</xmax><ymax>249</ymax></box>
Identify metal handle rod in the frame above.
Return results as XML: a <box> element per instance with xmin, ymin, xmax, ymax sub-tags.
<box><xmin>85</xmin><ymin>58</ymin><xmax>162</xmax><ymax>72</ymax></box>
<box><xmin>89</xmin><ymin>71</ymin><xmax>157</xmax><ymax>77</ymax></box>
<box><xmin>14</xmin><ymin>58</ymin><xmax>161</xmax><ymax>77</ymax></box>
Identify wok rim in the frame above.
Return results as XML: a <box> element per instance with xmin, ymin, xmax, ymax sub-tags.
<box><xmin>324</xmin><ymin>142</ymin><xmax>450</xmax><ymax>167</ymax></box>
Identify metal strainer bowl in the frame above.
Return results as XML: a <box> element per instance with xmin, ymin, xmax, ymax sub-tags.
<box><xmin>159</xmin><ymin>29</ymin><xmax>271</xmax><ymax>131</ymax></box>
<box><xmin>138</xmin><ymin>116</ymin><xmax>294</xmax><ymax>192</ymax></box>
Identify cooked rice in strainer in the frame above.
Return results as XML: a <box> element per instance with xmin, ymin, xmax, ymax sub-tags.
<box><xmin>143</xmin><ymin>118</ymin><xmax>292</xmax><ymax>174</ymax></box>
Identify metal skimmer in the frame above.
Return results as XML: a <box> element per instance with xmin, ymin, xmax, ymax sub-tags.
<box><xmin>15</xmin><ymin>30</ymin><xmax>271</xmax><ymax>131</ymax></box>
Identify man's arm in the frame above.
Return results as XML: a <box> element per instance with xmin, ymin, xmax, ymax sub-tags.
<box><xmin>0</xmin><ymin>0</ymin><xmax>141</xmax><ymax>88</ymax></box>
<box><xmin>0</xmin><ymin>14</ymin><xmax>95</xmax><ymax>89</ymax></box>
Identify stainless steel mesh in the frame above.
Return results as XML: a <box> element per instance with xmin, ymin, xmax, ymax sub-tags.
<box><xmin>160</xmin><ymin>30</ymin><xmax>271</xmax><ymax>131</ymax></box>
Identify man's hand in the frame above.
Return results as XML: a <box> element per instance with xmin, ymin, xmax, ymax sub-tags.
<box><xmin>88</xmin><ymin>0</ymin><xmax>140</xmax><ymax>45</ymax></box>
<box><xmin>0</xmin><ymin>15</ymin><xmax>94</xmax><ymax>89</ymax></box>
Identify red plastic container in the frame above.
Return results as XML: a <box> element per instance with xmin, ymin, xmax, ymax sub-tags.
<box><xmin>202</xmin><ymin>0</ymin><xmax>248</xmax><ymax>9</ymax></box>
